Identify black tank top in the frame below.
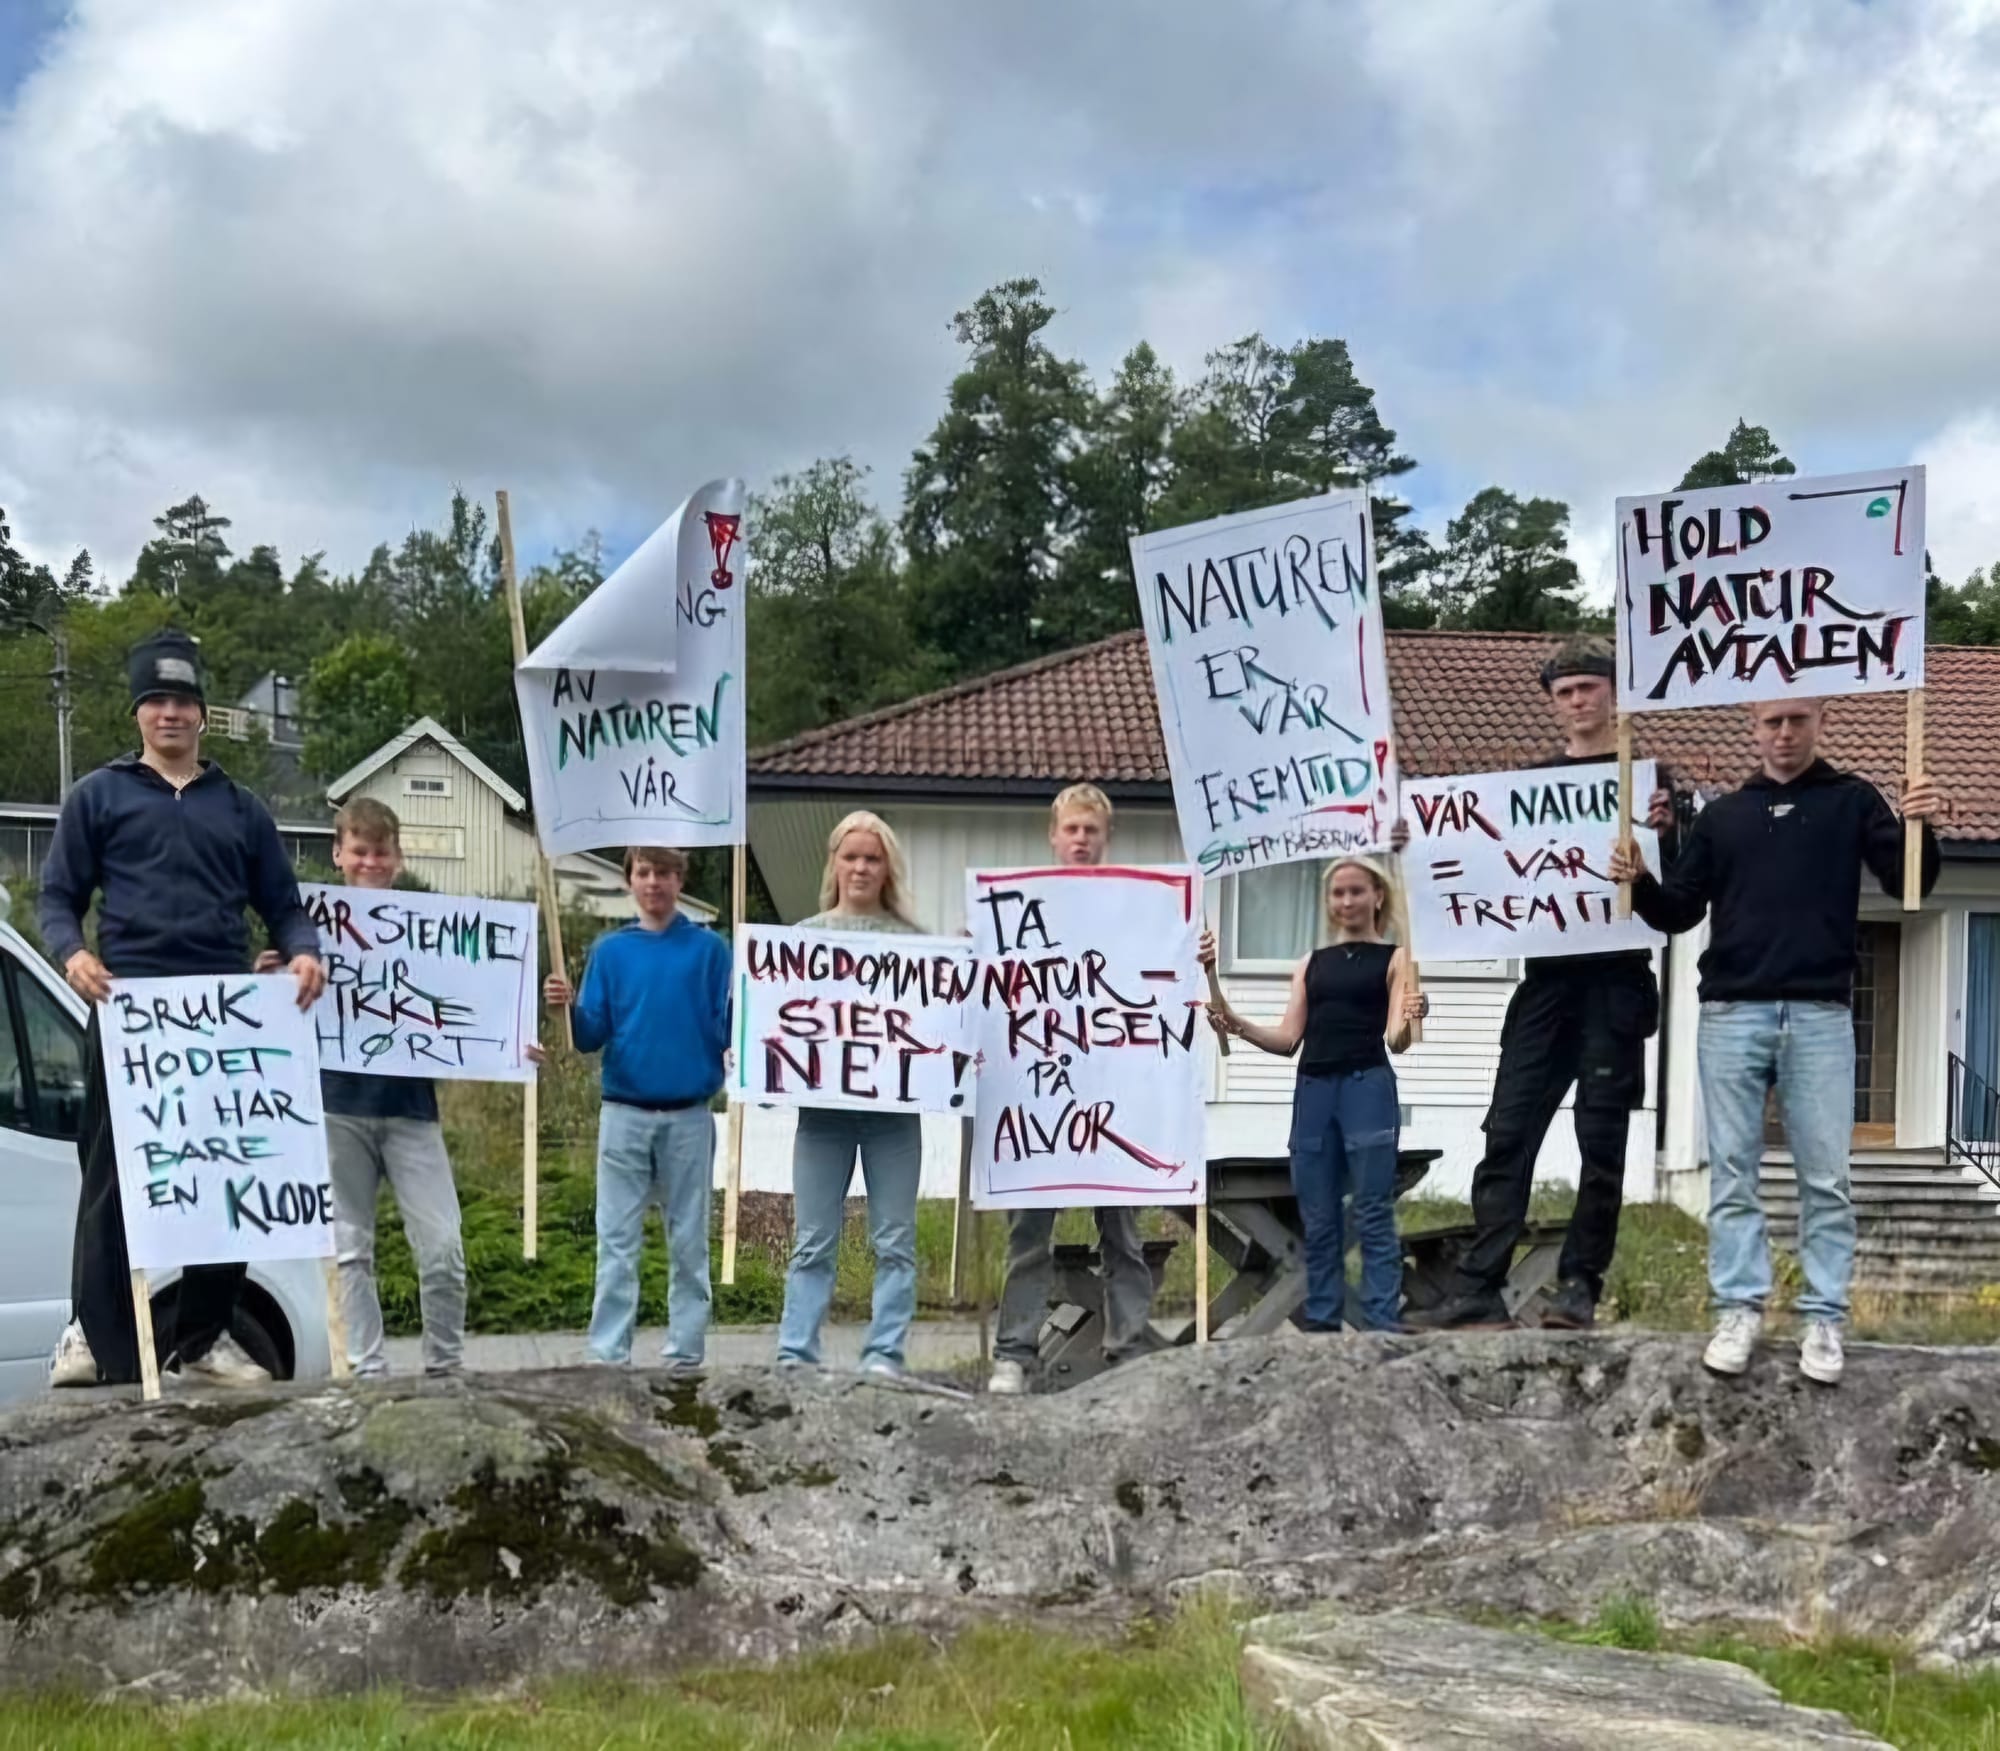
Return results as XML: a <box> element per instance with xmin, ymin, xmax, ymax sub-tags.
<box><xmin>1298</xmin><ymin>941</ymin><xmax>1395</xmax><ymax>1076</ymax></box>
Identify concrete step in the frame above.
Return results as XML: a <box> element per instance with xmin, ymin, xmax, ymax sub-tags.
<box><xmin>1759</xmin><ymin>1170</ymin><xmax>2000</xmax><ymax>1199</ymax></box>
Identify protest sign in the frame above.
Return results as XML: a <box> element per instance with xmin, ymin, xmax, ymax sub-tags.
<box><xmin>1615</xmin><ymin>466</ymin><xmax>1926</xmax><ymax>710</ymax></box>
<box><xmin>728</xmin><ymin>925</ymin><xmax>978</xmax><ymax>1114</ymax></box>
<box><xmin>299</xmin><ymin>884</ymin><xmax>539</xmax><ymax>1082</ymax></box>
<box><xmin>516</xmin><ymin>478</ymin><xmax>746</xmax><ymax>855</ymax></box>
<box><xmin>1132</xmin><ymin>490</ymin><xmax>1397</xmax><ymax>876</ymax></box>
<box><xmin>104</xmin><ymin>974</ymin><xmax>332</xmax><ymax>1272</ymax></box>
<box><xmin>967</xmin><ymin>865</ymin><xmax>1207</xmax><ymax>1210</ymax></box>
<box><xmin>1404</xmin><ymin>761</ymin><xmax>1664</xmax><ymax>963</ymax></box>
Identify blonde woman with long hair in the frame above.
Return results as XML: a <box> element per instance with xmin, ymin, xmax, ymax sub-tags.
<box><xmin>1210</xmin><ymin>856</ymin><xmax>1426</xmax><ymax>1332</ymax></box>
<box><xmin>777</xmin><ymin>810</ymin><xmax>927</xmax><ymax>1376</ymax></box>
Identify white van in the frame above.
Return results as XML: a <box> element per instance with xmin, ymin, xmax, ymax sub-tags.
<box><xmin>0</xmin><ymin>892</ymin><xmax>332</xmax><ymax>1404</ymax></box>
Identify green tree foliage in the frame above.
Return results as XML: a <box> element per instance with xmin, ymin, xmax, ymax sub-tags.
<box><xmin>1424</xmin><ymin>487</ymin><xmax>1588</xmax><ymax>632</ymax></box>
<box><xmin>1677</xmin><ymin>419</ymin><xmax>1797</xmax><ymax>491</ymax></box>
<box><xmin>747</xmin><ymin>458</ymin><xmax>939</xmax><ymax>744</ymax></box>
<box><xmin>302</xmin><ymin>632</ymin><xmax>418</xmax><ymax>780</ymax></box>
<box><xmin>0</xmin><ymin>278</ymin><xmax>1651</xmax><ymax>824</ymax></box>
<box><xmin>1928</xmin><ymin>563</ymin><xmax>2000</xmax><ymax>646</ymax></box>
<box><xmin>903</xmin><ymin>278</ymin><xmax>1091</xmax><ymax>674</ymax></box>
<box><xmin>1056</xmin><ymin>343</ymin><xmax>1177</xmax><ymax>647</ymax></box>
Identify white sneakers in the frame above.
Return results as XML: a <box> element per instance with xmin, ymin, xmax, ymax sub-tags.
<box><xmin>1702</xmin><ymin>1308</ymin><xmax>1762</xmax><ymax>1376</ymax></box>
<box><xmin>1703</xmin><ymin>1309</ymin><xmax>1845</xmax><ymax>1385</ymax></box>
<box><xmin>176</xmin><ymin>1332</ymin><xmax>272</xmax><ymax>1388</ymax></box>
<box><xmin>48</xmin><ymin>1321</ymin><xmax>98</xmax><ymax>1388</ymax></box>
<box><xmin>1799</xmin><ymin>1319</ymin><xmax>1845</xmax><ymax>1386</ymax></box>
<box><xmin>987</xmin><ymin>1359</ymin><xmax>1027</xmax><ymax>1396</ymax></box>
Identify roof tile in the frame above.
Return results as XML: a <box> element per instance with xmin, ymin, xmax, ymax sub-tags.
<box><xmin>750</xmin><ymin>630</ymin><xmax>2000</xmax><ymax>842</ymax></box>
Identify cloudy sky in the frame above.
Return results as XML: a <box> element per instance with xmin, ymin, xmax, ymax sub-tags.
<box><xmin>1</xmin><ymin>0</ymin><xmax>1997</xmax><ymax>599</ymax></box>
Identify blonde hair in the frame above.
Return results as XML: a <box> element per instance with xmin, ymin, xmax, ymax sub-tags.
<box><xmin>1049</xmin><ymin>783</ymin><xmax>1114</xmax><ymax>829</ymax></box>
<box><xmin>1323</xmin><ymin>855</ymin><xmax>1410</xmax><ymax>946</ymax></box>
<box><xmin>334</xmin><ymin>796</ymin><xmax>401</xmax><ymax>849</ymax></box>
<box><xmin>818</xmin><ymin>810</ymin><xmax>921</xmax><ymax>926</ymax></box>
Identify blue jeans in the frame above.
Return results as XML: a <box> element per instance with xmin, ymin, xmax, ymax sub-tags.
<box><xmin>1698</xmin><ymin>1001</ymin><xmax>1856</xmax><ymax>1323</ymax></box>
<box><xmin>1289</xmin><ymin>1066</ymin><xmax>1402</xmax><ymax>1331</ymax></box>
<box><xmin>588</xmin><ymin>1102</ymin><xmax>715</xmax><ymax>1365</ymax></box>
<box><xmin>779</xmin><ymin>1109</ymin><xmax>921</xmax><ymax>1368</ymax></box>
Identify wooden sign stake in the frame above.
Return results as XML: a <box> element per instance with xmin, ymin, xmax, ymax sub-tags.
<box><xmin>1903</xmin><ymin>688</ymin><xmax>1926</xmax><ymax>914</ymax></box>
<box><xmin>497</xmin><ymin>489</ymin><xmax>570</xmax><ymax>1263</ymax></box>
<box><xmin>521</xmin><ymin>1075</ymin><xmax>540</xmax><ymax>1262</ymax></box>
<box><xmin>720</xmin><ymin>844</ymin><xmax>748</xmax><ymax>1286</ymax></box>
<box><xmin>130</xmin><ymin>1270</ymin><xmax>160</xmax><ymax>1402</ymax></box>
<box><xmin>949</xmin><ymin>1115</ymin><xmax>974</xmax><ymax>1306</ymax></box>
<box><xmin>323</xmin><ymin>1257</ymin><xmax>351</xmax><ymax>1380</ymax></box>
<box><xmin>1615</xmin><ymin>712</ymin><xmax>1636</xmax><ymax>920</ymax></box>
<box><xmin>1195</xmin><ymin>1196</ymin><xmax>1211</xmax><ymax>1345</ymax></box>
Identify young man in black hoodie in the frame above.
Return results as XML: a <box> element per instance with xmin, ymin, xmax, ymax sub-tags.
<box><xmin>40</xmin><ymin>629</ymin><xmax>326</xmax><ymax>1389</ymax></box>
<box><xmin>1413</xmin><ymin>635</ymin><xmax>1677</xmax><ymax>1332</ymax></box>
<box><xmin>1610</xmin><ymin>697</ymin><xmax>1942</xmax><ymax>1386</ymax></box>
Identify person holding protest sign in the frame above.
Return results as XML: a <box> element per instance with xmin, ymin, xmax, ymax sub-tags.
<box><xmin>1413</xmin><ymin>635</ymin><xmax>1678</xmax><ymax>1333</ymax></box>
<box><xmin>544</xmin><ymin>846</ymin><xmax>729</xmax><ymax>1371</ymax></box>
<box><xmin>1207</xmin><ymin>856</ymin><xmax>1427</xmax><ymax>1331</ymax></box>
<box><xmin>775</xmin><ymin>811</ymin><xmax>929</xmax><ymax>1377</ymax></box>
<box><xmin>1610</xmin><ymin>699</ymin><xmax>1942</xmax><ymax>1385</ymax></box>
<box><xmin>986</xmin><ymin>785</ymin><xmax>1165</xmax><ymax>1396</ymax></box>
<box><xmin>43</xmin><ymin>629</ymin><xmax>326</xmax><ymax>1389</ymax></box>
<box><xmin>257</xmin><ymin>798</ymin><xmax>518</xmax><ymax>1378</ymax></box>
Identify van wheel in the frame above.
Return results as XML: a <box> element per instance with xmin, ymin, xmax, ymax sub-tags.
<box><xmin>230</xmin><ymin>1303</ymin><xmax>287</xmax><ymax>1380</ymax></box>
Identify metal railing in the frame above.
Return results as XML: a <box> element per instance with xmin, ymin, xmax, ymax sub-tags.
<box><xmin>1947</xmin><ymin>1051</ymin><xmax>2000</xmax><ymax>1190</ymax></box>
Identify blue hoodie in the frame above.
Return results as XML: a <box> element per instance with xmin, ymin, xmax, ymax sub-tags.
<box><xmin>573</xmin><ymin>913</ymin><xmax>731</xmax><ymax>1107</ymax></box>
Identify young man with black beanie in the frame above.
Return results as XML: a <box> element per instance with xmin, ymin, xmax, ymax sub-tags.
<box><xmin>1414</xmin><ymin>635</ymin><xmax>1677</xmax><ymax>1332</ymax></box>
<box><xmin>40</xmin><ymin>629</ymin><xmax>326</xmax><ymax>1389</ymax></box>
<box><xmin>1611</xmin><ymin>697</ymin><xmax>1942</xmax><ymax>1386</ymax></box>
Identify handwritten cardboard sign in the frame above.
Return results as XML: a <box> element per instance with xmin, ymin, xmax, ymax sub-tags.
<box><xmin>1615</xmin><ymin>466</ymin><xmax>1926</xmax><ymax>709</ymax></box>
<box><xmin>299</xmin><ymin>884</ymin><xmax>539</xmax><ymax>1082</ymax></box>
<box><xmin>728</xmin><ymin>925</ymin><xmax>978</xmax><ymax>1114</ymax></box>
<box><xmin>967</xmin><ymin>865</ymin><xmax>1207</xmax><ymax>1210</ymax></box>
<box><xmin>1404</xmin><ymin>761</ymin><xmax>1664</xmax><ymax>963</ymax></box>
<box><xmin>517</xmin><ymin>478</ymin><xmax>746</xmax><ymax>855</ymax></box>
<box><xmin>1132</xmin><ymin>490</ymin><xmax>1397</xmax><ymax>876</ymax></box>
<box><xmin>104</xmin><ymin>975</ymin><xmax>333</xmax><ymax>1272</ymax></box>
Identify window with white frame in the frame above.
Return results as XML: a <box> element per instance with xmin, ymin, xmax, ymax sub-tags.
<box><xmin>403</xmin><ymin>774</ymin><xmax>452</xmax><ymax>798</ymax></box>
<box><xmin>1225</xmin><ymin>860</ymin><xmax>1515</xmax><ymax>978</ymax></box>
<box><xmin>399</xmin><ymin>825</ymin><xmax>465</xmax><ymax>859</ymax></box>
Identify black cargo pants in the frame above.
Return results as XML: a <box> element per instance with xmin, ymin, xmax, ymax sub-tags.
<box><xmin>1450</xmin><ymin>966</ymin><xmax>1658</xmax><ymax>1302</ymax></box>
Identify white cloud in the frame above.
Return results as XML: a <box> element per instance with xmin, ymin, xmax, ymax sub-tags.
<box><xmin>0</xmin><ymin>0</ymin><xmax>1997</xmax><ymax>604</ymax></box>
<box><xmin>1917</xmin><ymin>410</ymin><xmax>2000</xmax><ymax>584</ymax></box>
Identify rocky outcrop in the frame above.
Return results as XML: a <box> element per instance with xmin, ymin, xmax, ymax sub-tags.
<box><xmin>1241</xmin><ymin>1607</ymin><xmax>1888</xmax><ymax>1747</ymax></box>
<box><xmin>4</xmin><ymin>1331</ymin><xmax>2000</xmax><ymax>1696</ymax></box>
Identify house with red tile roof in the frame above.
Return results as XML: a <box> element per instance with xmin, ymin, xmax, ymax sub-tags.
<box><xmin>747</xmin><ymin>629</ymin><xmax>2000</xmax><ymax>1225</ymax></box>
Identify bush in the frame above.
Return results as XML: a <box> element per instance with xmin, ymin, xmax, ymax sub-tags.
<box><xmin>372</xmin><ymin>1157</ymin><xmax>788</xmax><ymax>1336</ymax></box>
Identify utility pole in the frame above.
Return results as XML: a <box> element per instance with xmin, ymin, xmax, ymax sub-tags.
<box><xmin>52</xmin><ymin>624</ymin><xmax>72</xmax><ymax>799</ymax></box>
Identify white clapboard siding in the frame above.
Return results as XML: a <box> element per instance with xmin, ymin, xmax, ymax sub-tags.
<box><xmin>1219</xmin><ymin>971</ymin><xmax>1515</xmax><ymax>1106</ymax></box>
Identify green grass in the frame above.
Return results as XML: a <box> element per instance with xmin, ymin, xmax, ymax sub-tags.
<box><xmin>1542</xmin><ymin>1595</ymin><xmax>2000</xmax><ymax>1749</ymax></box>
<box><xmin>0</xmin><ymin>1598</ymin><xmax>1277</xmax><ymax>1750</ymax></box>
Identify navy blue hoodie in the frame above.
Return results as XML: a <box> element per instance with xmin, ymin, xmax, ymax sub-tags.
<box><xmin>1630</xmin><ymin>759</ymin><xmax>1939</xmax><ymax>1004</ymax></box>
<box><xmin>37</xmin><ymin>755</ymin><xmax>319</xmax><ymax>979</ymax></box>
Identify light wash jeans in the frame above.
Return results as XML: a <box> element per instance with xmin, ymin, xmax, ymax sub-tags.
<box><xmin>778</xmin><ymin>1109</ymin><xmax>921</xmax><ymax>1368</ymax></box>
<box><xmin>1698</xmin><ymin>1000</ymin><xmax>1856</xmax><ymax>1323</ymax></box>
<box><xmin>326</xmin><ymin>1115</ymin><xmax>466</xmax><ymax>1378</ymax></box>
<box><xmin>995</xmin><ymin>1206</ymin><xmax>1154</xmax><ymax>1366</ymax></box>
<box><xmin>588</xmin><ymin>1102</ymin><xmax>715</xmax><ymax>1366</ymax></box>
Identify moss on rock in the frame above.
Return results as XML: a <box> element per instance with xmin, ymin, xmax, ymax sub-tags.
<box><xmin>399</xmin><ymin>1458</ymin><xmax>702</xmax><ymax>1606</ymax></box>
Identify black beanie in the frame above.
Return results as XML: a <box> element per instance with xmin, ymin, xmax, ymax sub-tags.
<box><xmin>127</xmin><ymin>629</ymin><xmax>207</xmax><ymax>713</ymax></box>
<box><xmin>1537</xmin><ymin>636</ymin><xmax>1616</xmax><ymax>694</ymax></box>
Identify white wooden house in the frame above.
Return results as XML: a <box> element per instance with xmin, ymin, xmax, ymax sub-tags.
<box><xmin>745</xmin><ymin>630</ymin><xmax>2000</xmax><ymax>1213</ymax></box>
<box><xmin>327</xmin><ymin>716</ymin><xmax>716</xmax><ymax>924</ymax></box>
